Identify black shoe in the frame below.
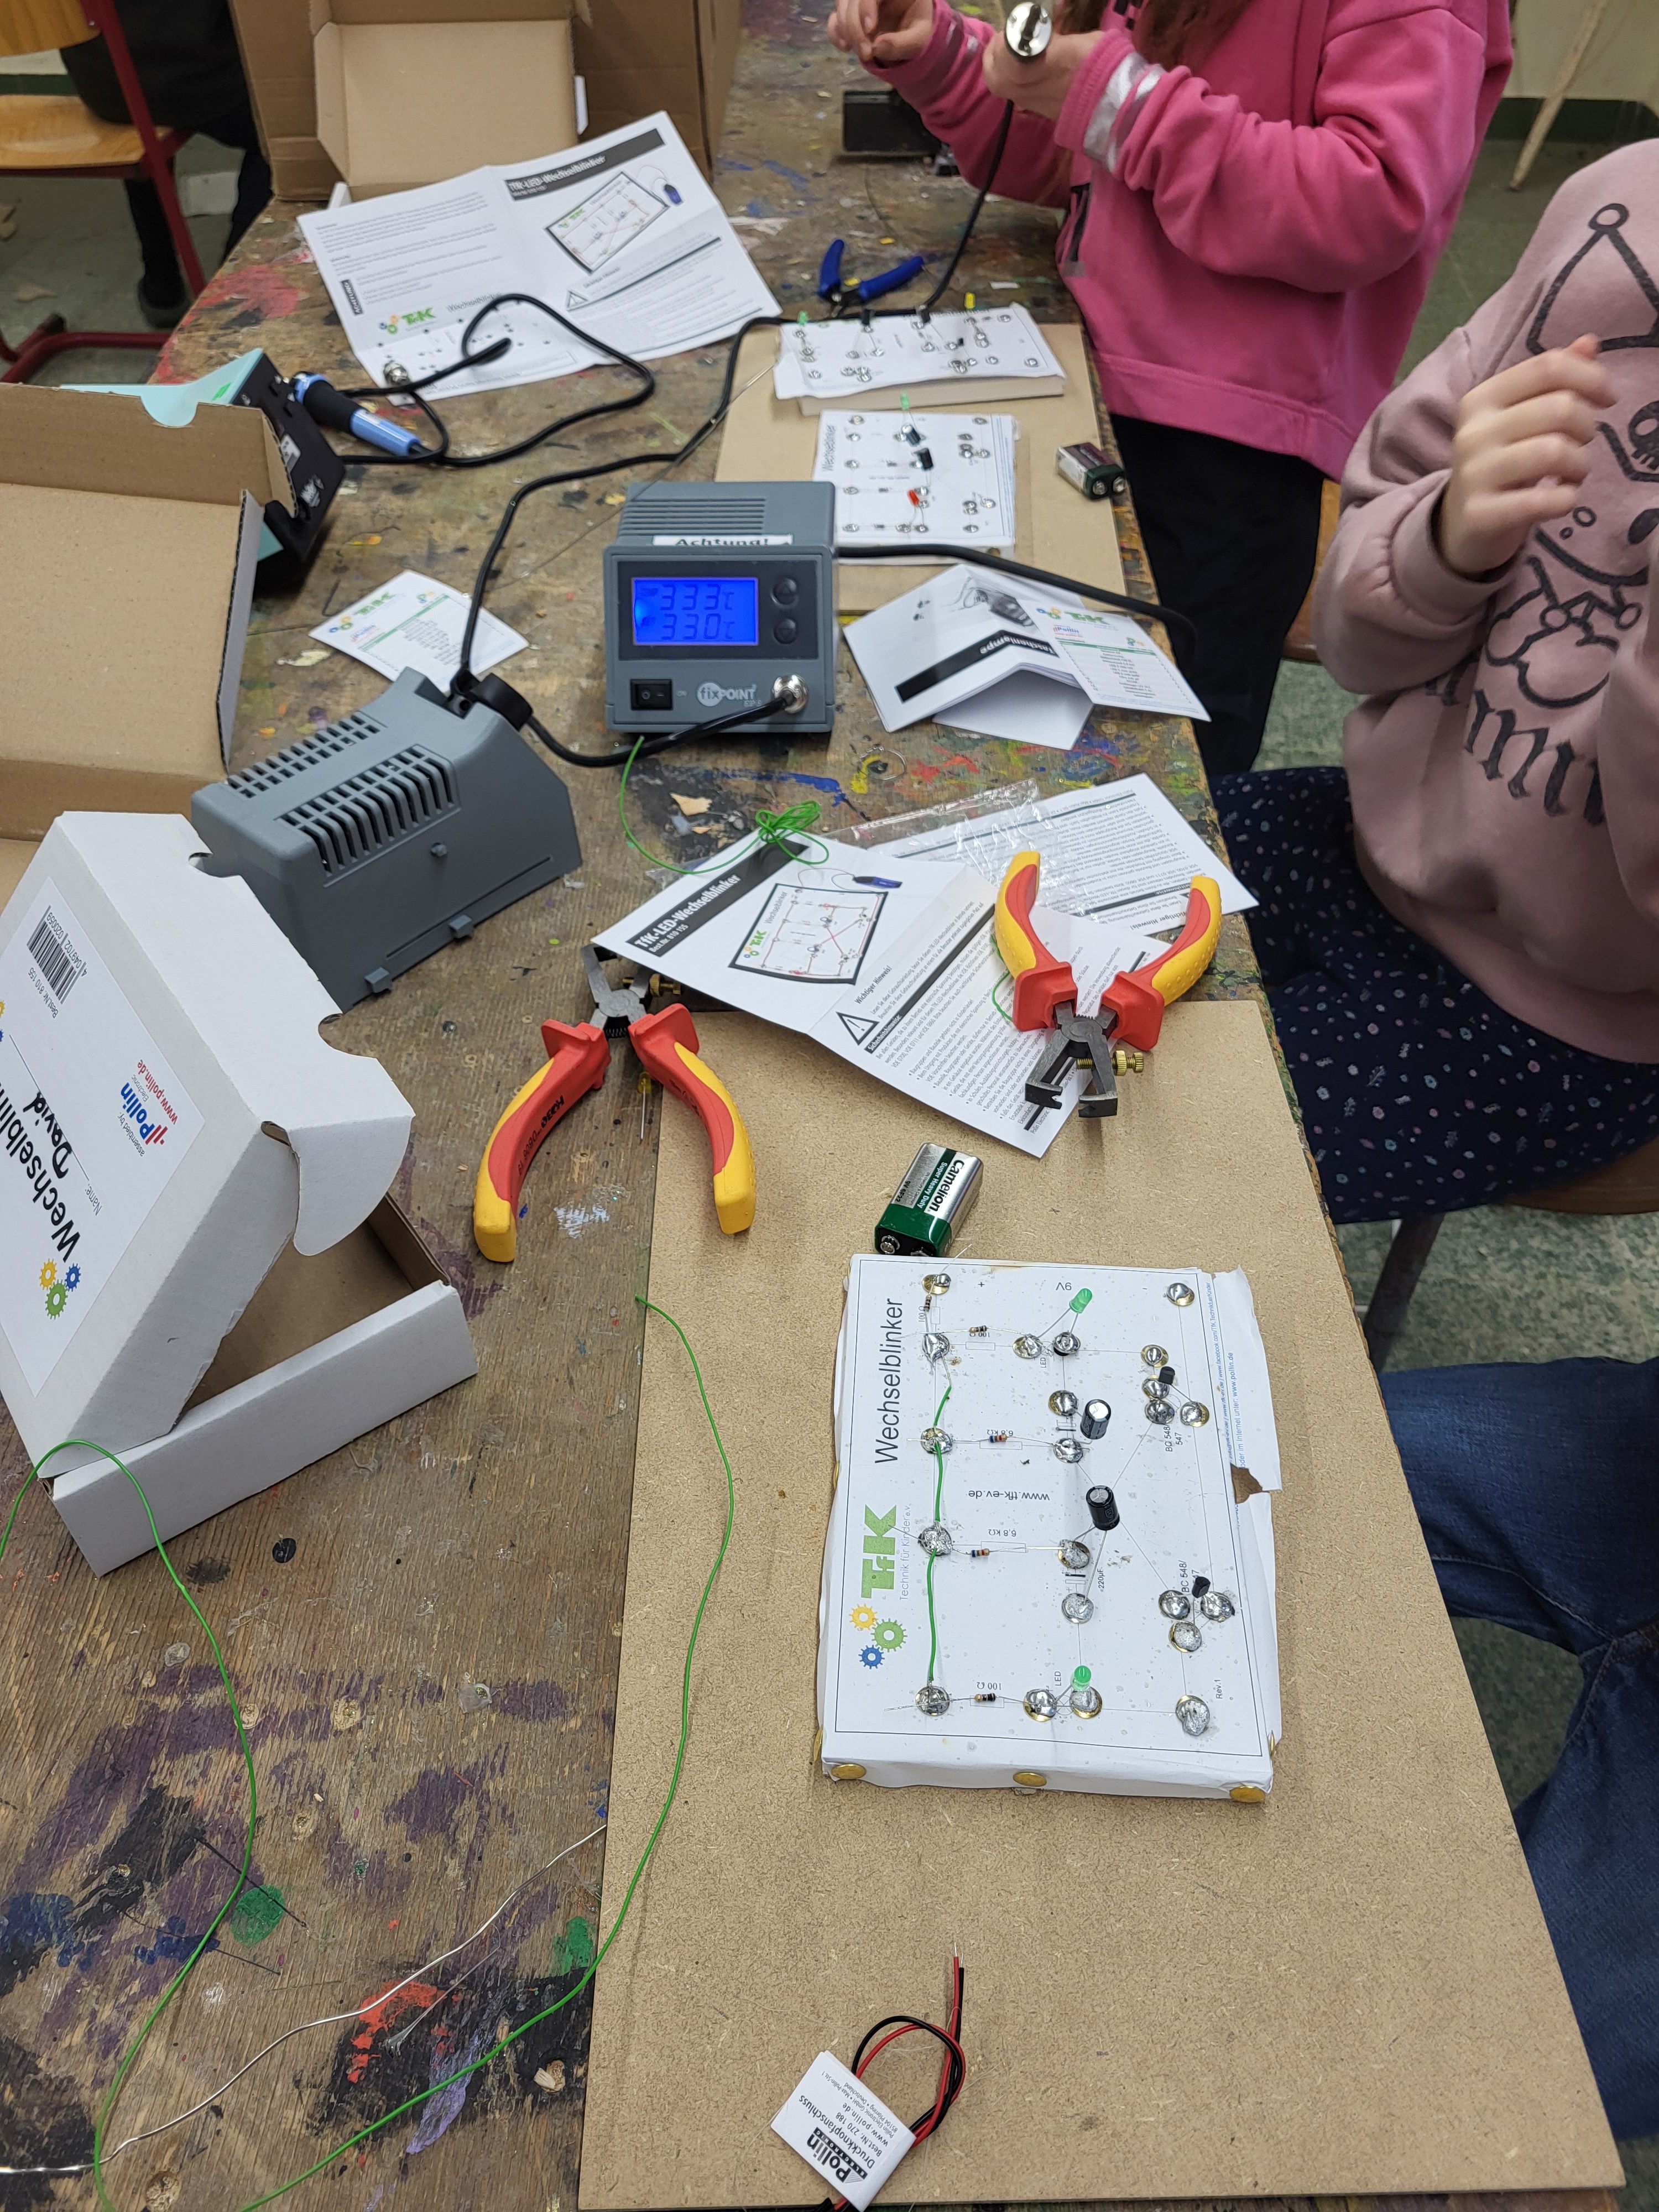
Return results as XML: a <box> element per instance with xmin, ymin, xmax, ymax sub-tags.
<box><xmin>136</xmin><ymin>275</ymin><xmax>187</xmax><ymax>330</ymax></box>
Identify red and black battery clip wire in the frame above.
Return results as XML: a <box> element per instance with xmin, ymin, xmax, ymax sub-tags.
<box><xmin>825</xmin><ymin>1950</ymin><xmax>968</xmax><ymax>2208</ymax></box>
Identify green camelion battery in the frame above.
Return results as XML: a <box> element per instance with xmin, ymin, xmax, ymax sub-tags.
<box><xmin>875</xmin><ymin>1143</ymin><xmax>983</xmax><ymax>1257</ymax></box>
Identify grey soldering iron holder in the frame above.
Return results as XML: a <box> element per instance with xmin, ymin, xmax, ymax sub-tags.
<box><xmin>191</xmin><ymin>668</ymin><xmax>581</xmax><ymax>1010</ymax></box>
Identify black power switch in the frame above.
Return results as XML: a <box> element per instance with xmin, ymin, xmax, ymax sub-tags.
<box><xmin>630</xmin><ymin>679</ymin><xmax>674</xmax><ymax>711</ymax></box>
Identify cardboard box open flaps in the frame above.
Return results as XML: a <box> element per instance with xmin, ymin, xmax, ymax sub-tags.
<box><xmin>230</xmin><ymin>0</ymin><xmax>740</xmax><ymax>197</ymax></box>
<box><xmin>0</xmin><ymin>385</ymin><xmax>291</xmax><ymax>908</ymax></box>
<box><xmin>0</xmin><ymin>814</ymin><xmax>477</xmax><ymax>1573</ymax></box>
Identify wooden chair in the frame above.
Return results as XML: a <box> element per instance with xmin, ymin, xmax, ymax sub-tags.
<box><xmin>0</xmin><ymin>0</ymin><xmax>203</xmax><ymax>383</ymax></box>
<box><xmin>1361</xmin><ymin>1133</ymin><xmax>1659</xmax><ymax>1366</ymax></box>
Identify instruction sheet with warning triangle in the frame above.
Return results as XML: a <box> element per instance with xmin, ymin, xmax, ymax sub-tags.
<box><xmin>595</xmin><ymin>837</ymin><xmax>1159</xmax><ymax>1156</ymax></box>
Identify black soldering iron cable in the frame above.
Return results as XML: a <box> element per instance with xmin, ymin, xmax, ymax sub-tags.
<box><xmin>848</xmin><ymin>543</ymin><xmax>1197</xmax><ymax>653</ymax></box>
<box><xmin>526</xmin><ymin>692</ymin><xmax>795</xmax><ymax>771</ymax></box>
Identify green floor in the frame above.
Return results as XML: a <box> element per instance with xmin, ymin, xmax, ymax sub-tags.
<box><xmin>1262</xmin><ymin>128</ymin><xmax>1659</xmax><ymax>2205</ymax></box>
<box><xmin>1</xmin><ymin>89</ymin><xmax>1652</xmax><ymax>2205</ymax></box>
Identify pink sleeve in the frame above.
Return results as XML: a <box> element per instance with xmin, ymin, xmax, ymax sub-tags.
<box><xmin>1056</xmin><ymin>0</ymin><xmax>1504</xmax><ymax>292</ymax></box>
<box><xmin>874</xmin><ymin>5</ymin><xmax>1073</xmax><ymax>208</ymax></box>
<box><xmin>1311</xmin><ymin>324</ymin><xmax>1519</xmax><ymax>695</ymax></box>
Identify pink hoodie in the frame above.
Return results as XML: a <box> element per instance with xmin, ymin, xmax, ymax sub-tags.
<box><xmin>1315</xmin><ymin>144</ymin><xmax>1659</xmax><ymax>1065</ymax></box>
<box><xmin>874</xmin><ymin>0</ymin><xmax>1510</xmax><ymax>479</ymax></box>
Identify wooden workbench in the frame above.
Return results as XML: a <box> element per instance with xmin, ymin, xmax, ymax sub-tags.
<box><xmin>0</xmin><ymin>6</ymin><xmax>1611</xmax><ymax>2210</ymax></box>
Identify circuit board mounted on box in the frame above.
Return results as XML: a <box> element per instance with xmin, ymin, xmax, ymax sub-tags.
<box><xmin>819</xmin><ymin>1256</ymin><xmax>1283</xmax><ymax>1798</ymax></box>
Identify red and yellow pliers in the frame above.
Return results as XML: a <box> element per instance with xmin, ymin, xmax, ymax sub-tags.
<box><xmin>473</xmin><ymin>946</ymin><xmax>755</xmax><ymax>1261</ymax></box>
<box><xmin>995</xmin><ymin>849</ymin><xmax>1222</xmax><ymax>1118</ymax></box>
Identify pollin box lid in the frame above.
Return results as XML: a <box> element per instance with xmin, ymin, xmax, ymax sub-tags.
<box><xmin>310</xmin><ymin>0</ymin><xmax>585</xmax><ymax>195</ymax></box>
<box><xmin>0</xmin><ymin>813</ymin><xmax>413</xmax><ymax>1479</ymax></box>
<box><xmin>0</xmin><ymin>385</ymin><xmax>292</xmax><ymax>895</ymax></box>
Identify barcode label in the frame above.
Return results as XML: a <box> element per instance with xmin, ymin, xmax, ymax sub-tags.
<box><xmin>28</xmin><ymin>911</ymin><xmax>84</xmax><ymax>1002</ymax></box>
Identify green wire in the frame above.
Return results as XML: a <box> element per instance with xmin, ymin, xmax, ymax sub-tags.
<box><xmin>0</xmin><ymin>1293</ymin><xmax>735</xmax><ymax>2212</ymax></box>
<box><xmin>0</xmin><ymin>1440</ymin><xmax>257</xmax><ymax>2212</ymax></box>
<box><xmin>617</xmin><ymin>731</ymin><xmax>830</xmax><ymax>877</ymax></box>
<box><xmin>924</xmin><ymin>1383</ymin><xmax>952</xmax><ymax>1684</ymax></box>
<box><xmin>234</xmin><ymin>1291</ymin><xmax>735</xmax><ymax>2211</ymax></box>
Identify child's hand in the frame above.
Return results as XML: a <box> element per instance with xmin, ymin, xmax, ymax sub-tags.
<box><xmin>828</xmin><ymin>0</ymin><xmax>933</xmax><ymax>66</ymax></box>
<box><xmin>1437</xmin><ymin>335</ymin><xmax>1615</xmax><ymax>578</ymax></box>
<box><xmin>981</xmin><ymin>27</ymin><xmax>1098</xmax><ymax>117</ymax></box>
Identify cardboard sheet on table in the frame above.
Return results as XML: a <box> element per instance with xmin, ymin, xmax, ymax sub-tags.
<box><xmin>716</xmin><ymin>322</ymin><xmax>1126</xmax><ymax>612</ymax></box>
<box><xmin>580</xmin><ymin>1001</ymin><xmax>1620</xmax><ymax>2208</ymax></box>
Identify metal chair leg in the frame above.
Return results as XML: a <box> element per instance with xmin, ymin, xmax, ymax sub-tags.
<box><xmin>1362</xmin><ymin>1212</ymin><xmax>1444</xmax><ymax>1370</ymax></box>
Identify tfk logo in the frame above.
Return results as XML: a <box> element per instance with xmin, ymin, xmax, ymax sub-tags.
<box><xmin>378</xmin><ymin>307</ymin><xmax>436</xmax><ymax>336</ymax></box>
<box><xmin>860</xmin><ymin>1506</ymin><xmax>896</xmax><ymax>1601</ymax></box>
<box><xmin>697</xmin><ymin>681</ymin><xmax>758</xmax><ymax>708</ymax></box>
<box><xmin>119</xmin><ymin>1082</ymin><xmax>167</xmax><ymax>1147</ymax></box>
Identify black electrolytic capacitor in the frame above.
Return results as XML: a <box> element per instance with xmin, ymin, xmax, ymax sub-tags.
<box><xmin>1086</xmin><ymin>1484</ymin><xmax>1119</xmax><ymax>1530</ymax></box>
<box><xmin>1080</xmin><ymin>1398</ymin><xmax>1111</xmax><ymax>1439</ymax></box>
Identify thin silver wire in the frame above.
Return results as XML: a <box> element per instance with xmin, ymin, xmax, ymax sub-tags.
<box><xmin>0</xmin><ymin>1820</ymin><xmax>605</xmax><ymax>2178</ymax></box>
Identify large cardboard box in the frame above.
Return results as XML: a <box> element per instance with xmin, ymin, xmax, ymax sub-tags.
<box><xmin>576</xmin><ymin>0</ymin><xmax>742</xmax><ymax>172</ymax></box>
<box><xmin>0</xmin><ymin>384</ymin><xmax>290</xmax><ymax>902</ymax></box>
<box><xmin>312</xmin><ymin>0</ymin><xmax>579</xmax><ymax>199</ymax></box>
<box><xmin>231</xmin><ymin>0</ymin><xmax>742</xmax><ymax>198</ymax></box>
<box><xmin>0</xmin><ymin>814</ymin><xmax>478</xmax><ymax>1574</ymax></box>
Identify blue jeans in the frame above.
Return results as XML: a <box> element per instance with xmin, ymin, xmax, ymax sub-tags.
<box><xmin>1383</xmin><ymin>1358</ymin><xmax>1659</xmax><ymax>2136</ymax></box>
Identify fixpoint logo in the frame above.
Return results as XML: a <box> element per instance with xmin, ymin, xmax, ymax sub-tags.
<box><xmin>697</xmin><ymin>681</ymin><xmax>758</xmax><ymax>708</ymax></box>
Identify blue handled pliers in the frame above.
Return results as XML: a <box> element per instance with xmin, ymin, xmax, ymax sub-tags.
<box><xmin>817</xmin><ymin>237</ymin><xmax>927</xmax><ymax>315</ymax></box>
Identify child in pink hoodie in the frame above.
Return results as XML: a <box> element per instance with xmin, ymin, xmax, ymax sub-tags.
<box><xmin>830</xmin><ymin>0</ymin><xmax>1510</xmax><ymax>774</ymax></box>
<box><xmin>1218</xmin><ymin>144</ymin><xmax>1659</xmax><ymax>1225</ymax></box>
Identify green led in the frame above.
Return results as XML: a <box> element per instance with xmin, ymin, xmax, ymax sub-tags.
<box><xmin>1070</xmin><ymin>1290</ymin><xmax>1093</xmax><ymax>1315</ymax></box>
<box><xmin>1073</xmin><ymin>1665</ymin><xmax>1092</xmax><ymax>1686</ymax></box>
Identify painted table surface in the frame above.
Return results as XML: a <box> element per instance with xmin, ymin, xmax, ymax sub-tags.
<box><xmin>0</xmin><ymin>6</ymin><xmax>1610</xmax><ymax>2211</ymax></box>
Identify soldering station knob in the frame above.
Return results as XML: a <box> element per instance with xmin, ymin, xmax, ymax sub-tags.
<box><xmin>1004</xmin><ymin>0</ymin><xmax>1054</xmax><ymax>58</ymax></box>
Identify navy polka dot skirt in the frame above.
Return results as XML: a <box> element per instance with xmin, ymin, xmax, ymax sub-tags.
<box><xmin>1215</xmin><ymin>767</ymin><xmax>1659</xmax><ymax>1226</ymax></box>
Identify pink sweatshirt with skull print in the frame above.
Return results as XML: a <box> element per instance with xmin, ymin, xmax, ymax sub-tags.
<box><xmin>1314</xmin><ymin>144</ymin><xmax>1659</xmax><ymax>1062</ymax></box>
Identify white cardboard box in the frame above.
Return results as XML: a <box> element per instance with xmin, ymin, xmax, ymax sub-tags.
<box><xmin>0</xmin><ymin>813</ymin><xmax>477</xmax><ymax>1573</ymax></box>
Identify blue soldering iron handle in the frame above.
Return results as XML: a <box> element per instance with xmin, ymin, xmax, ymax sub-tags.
<box><xmin>293</xmin><ymin>371</ymin><xmax>427</xmax><ymax>458</ymax></box>
<box><xmin>817</xmin><ymin>237</ymin><xmax>846</xmax><ymax>299</ymax></box>
<box><xmin>857</xmin><ymin>254</ymin><xmax>927</xmax><ymax>304</ymax></box>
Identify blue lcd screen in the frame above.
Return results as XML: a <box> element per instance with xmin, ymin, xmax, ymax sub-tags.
<box><xmin>632</xmin><ymin>575</ymin><xmax>759</xmax><ymax>647</ymax></box>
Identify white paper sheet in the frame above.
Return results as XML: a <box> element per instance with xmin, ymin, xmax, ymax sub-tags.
<box><xmin>311</xmin><ymin>571</ymin><xmax>526</xmax><ymax>687</ymax></box>
<box><xmin>872</xmin><ymin>775</ymin><xmax>1256</xmax><ymax>939</ymax></box>
<box><xmin>814</xmin><ymin>409</ymin><xmax>1016</xmax><ymax>550</ymax></box>
<box><xmin>774</xmin><ymin>306</ymin><xmax>1063</xmax><ymax>402</ymax></box>
<box><xmin>297</xmin><ymin>114</ymin><xmax>779</xmax><ymax>396</ymax></box>
<box><xmin>842</xmin><ymin>564</ymin><xmax>1206</xmax><ymax>742</ymax></box>
<box><xmin>594</xmin><ymin>837</ymin><xmax>1162</xmax><ymax>1157</ymax></box>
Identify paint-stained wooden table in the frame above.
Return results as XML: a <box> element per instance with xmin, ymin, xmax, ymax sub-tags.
<box><xmin>0</xmin><ymin>6</ymin><xmax>1615</xmax><ymax>2211</ymax></box>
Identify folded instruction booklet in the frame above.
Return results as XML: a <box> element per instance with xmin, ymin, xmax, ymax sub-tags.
<box><xmin>844</xmin><ymin>564</ymin><xmax>1208</xmax><ymax>750</ymax></box>
<box><xmin>864</xmin><ymin>775</ymin><xmax>1256</xmax><ymax>941</ymax></box>
<box><xmin>298</xmin><ymin>113</ymin><xmax>779</xmax><ymax>397</ymax></box>
<box><xmin>594</xmin><ymin>838</ymin><xmax>1163</xmax><ymax>1158</ymax></box>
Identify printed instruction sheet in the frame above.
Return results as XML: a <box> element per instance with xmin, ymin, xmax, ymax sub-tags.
<box><xmin>298</xmin><ymin>114</ymin><xmax>779</xmax><ymax>396</ymax></box>
<box><xmin>870</xmin><ymin>776</ymin><xmax>1256</xmax><ymax>939</ymax></box>
<box><xmin>311</xmin><ymin>571</ymin><xmax>526</xmax><ymax>688</ymax></box>
<box><xmin>595</xmin><ymin>838</ymin><xmax>1162</xmax><ymax>1157</ymax></box>
<box><xmin>815</xmin><ymin>410</ymin><xmax>1016</xmax><ymax>550</ymax></box>
<box><xmin>843</xmin><ymin>564</ymin><xmax>1207</xmax><ymax>748</ymax></box>
<box><xmin>774</xmin><ymin>305</ymin><xmax>1063</xmax><ymax>403</ymax></box>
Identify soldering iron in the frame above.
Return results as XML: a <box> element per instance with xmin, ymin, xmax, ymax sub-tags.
<box><xmin>293</xmin><ymin>372</ymin><xmax>430</xmax><ymax>459</ymax></box>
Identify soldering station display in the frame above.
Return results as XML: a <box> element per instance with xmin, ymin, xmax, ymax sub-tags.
<box><xmin>631</xmin><ymin>576</ymin><xmax>760</xmax><ymax>646</ymax></box>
